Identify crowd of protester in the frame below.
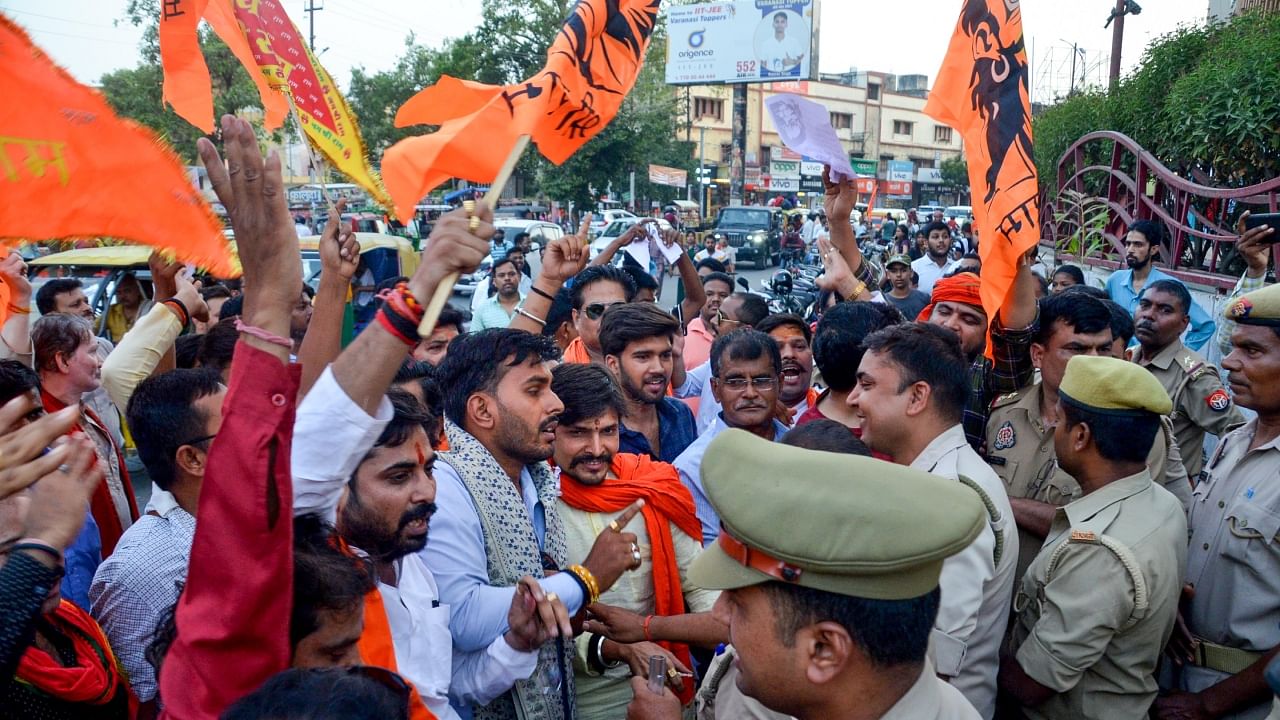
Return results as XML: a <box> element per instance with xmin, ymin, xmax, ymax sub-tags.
<box><xmin>0</xmin><ymin>116</ymin><xmax>1278</xmax><ymax>720</ymax></box>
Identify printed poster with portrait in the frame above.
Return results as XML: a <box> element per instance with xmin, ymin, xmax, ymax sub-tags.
<box><xmin>666</xmin><ymin>0</ymin><xmax>819</xmax><ymax>85</ymax></box>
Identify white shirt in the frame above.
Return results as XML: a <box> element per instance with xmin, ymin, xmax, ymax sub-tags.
<box><xmin>912</xmin><ymin>254</ymin><xmax>959</xmax><ymax>296</ymax></box>
<box><xmin>674</xmin><ymin>360</ymin><xmax>808</xmax><ymax>434</ymax></box>
<box><xmin>291</xmin><ymin>369</ymin><xmax>538</xmax><ymax>719</ymax></box>
<box><xmin>910</xmin><ymin>424</ymin><xmax>1018</xmax><ymax>719</ymax></box>
<box><xmin>469</xmin><ymin>274</ymin><xmax>533</xmax><ymax>313</ymax></box>
<box><xmin>760</xmin><ymin>33</ymin><xmax>804</xmax><ymax>72</ymax></box>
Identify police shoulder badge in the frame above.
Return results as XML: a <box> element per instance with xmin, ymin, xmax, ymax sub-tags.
<box><xmin>1206</xmin><ymin>388</ymin><xmax>1231</xmax><ymax>412</ymax></box>
<box><xmin>993</xmin><ymin>421</ymin><xmax>1017</xmax><ymax>450</ymax></box>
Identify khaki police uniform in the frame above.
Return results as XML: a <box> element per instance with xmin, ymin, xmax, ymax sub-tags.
<box><xmin>688</xmin><ymin>430</ymin><xmax>986</xmax><ymax>720</ymax></box>
<box><xmin>1130</xmin><ymin>339</ymin><xmax>1244</xmax><ymax>480</ymax></box>
<box><xmin>1172</xmin><ymin>418</ymin><xmax>1280</xmax><ymax>719</ymax></box>
<box><xmin>1006</xmin><ymin>355</ymin><xmax>1188</xmax><ymax>720</ymax></box>
<box><xmin>986</xmin><ymin>382</ymin><xmax>1191</xmax><ymax>582</ymax></box>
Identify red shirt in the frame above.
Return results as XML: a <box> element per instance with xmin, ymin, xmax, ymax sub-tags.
<box><xmin>160</xmin><ymin>342</ymin><xmax>300</xmax><ymax>720</ymax></box>
<box><xmin>794</xmin><ymin>389</ymin><xmax>893</xmax><ymax>462</ymax></box>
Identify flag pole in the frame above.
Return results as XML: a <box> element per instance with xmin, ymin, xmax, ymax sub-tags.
<box><xmin>417</xmin><ymin>134</ymin><xmax>531</xmax><ymax>338</ymax></box>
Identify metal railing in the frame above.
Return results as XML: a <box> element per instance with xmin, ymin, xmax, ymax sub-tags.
<box><xmin>1043</xmin><ymin>130</ymin><xmax>1280</xmax><ymax>289</ymax></box>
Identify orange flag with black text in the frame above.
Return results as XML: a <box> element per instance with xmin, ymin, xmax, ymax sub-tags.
<box><xmin>924</xmin><ymin>0</ymin><xmax>1039</xmax><ymax>338</ymax></box>
<box><xmin>0</xmin><ymin>14</ymin><xmax>237</xmax><ymax>276</ymax></box>
<box><xmin>382</xmin><ymin>0</ymin><xmax>661</xmax><ymax>221</ymax></box>
<box><xmin>159</xmin><ymin>0</ymin><xmax>390</xmax><ymax>208</ymax></box>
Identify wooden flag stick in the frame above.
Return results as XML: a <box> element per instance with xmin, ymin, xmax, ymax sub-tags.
<box><xmin>417</xmin><ymin>135</ymin><xmax>531</xmax><ymax>338</ymax></box>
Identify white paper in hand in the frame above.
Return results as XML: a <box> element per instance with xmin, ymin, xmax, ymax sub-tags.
<box><xmin>657</xmin><ymin>237</ymin><xmax>685</xmax><ymax>265</ymax></box>
<box><xmin>624</xmin><ymin>239</ymin><xmax>651</xmax><ymax>271</ymax></box>
<box><xmin>765</xmin><ymin>95</ymin><xmax>856</xmax><ymax>181</ymax></box>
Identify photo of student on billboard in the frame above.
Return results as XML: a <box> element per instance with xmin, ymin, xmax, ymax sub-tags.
<box><xmin>755</xmin><ymin>9</ymin><xmax>807</xmax><ymax>77</ymax></box>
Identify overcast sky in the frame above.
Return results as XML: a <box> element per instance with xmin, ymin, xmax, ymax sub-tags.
<box><xmin>3</xmin><ymin>0</ymin><xmax>1208</xmax><ymax>104</ymax></box>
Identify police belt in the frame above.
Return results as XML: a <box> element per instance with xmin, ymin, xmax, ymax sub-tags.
<box><xmin>1192</xmin><ymin>638</ymin><xmax>1263</xmax><ymax>675</ymax></box>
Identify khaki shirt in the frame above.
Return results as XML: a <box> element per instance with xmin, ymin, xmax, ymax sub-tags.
<box><xmin>1131</xmin><ymin>340</ymin><xmax>1244</xmax><ymax>479</ymax></box>
<box><xmin>559</xmin><ymin>499</ymin><xmax>716</xmax><ymax>720</ymax></box>
<box><xmin>696</xmin><ymin>652</ymin><xmax>978</xmax><ymax>720</ymax></box>
<box><xmin>986</xmin><ymin>383</ymin><xmax>1191</xmax><ymax>582</ymax></box>
<box><xmin>912</xmin><ymin>424</ymin><xmax>1018</xmax><ymax>719</ymax></box>
<box><xmin>1177</xmin><ymin>419</ymin><xmax>1280</xmax><ymax>718</ymax></box>
<box><xmin>1010</xmin><ymin>471</ymin><xmax>1187</xmax><ymax>719</ymax></box>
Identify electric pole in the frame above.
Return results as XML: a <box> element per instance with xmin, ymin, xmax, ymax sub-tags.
<box><xmin>304</xmin><ymin>0</ymin><xmax>323</xmax><ymax>51</ymax></box>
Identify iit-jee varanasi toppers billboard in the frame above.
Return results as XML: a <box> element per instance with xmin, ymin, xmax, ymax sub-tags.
<box><xmin>666</xmin><ymin>1</ymin><xmax>819</xmax><ymax>85</ymax></box>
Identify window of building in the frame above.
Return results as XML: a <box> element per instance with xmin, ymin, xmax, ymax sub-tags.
<box><xmin>893</xmin><ymin>120</ymin><xmax>913</xmax><ymax>136</ymax></box>
<box><xmin>934</xmin><ymin>125</ymin><xmax>953</xmax><ymax>144</ymax></box>
<box><xmin>694</xmin><ymin>97</ymin><xmax>724</xmax><ymax>122</ymax></box>
<box><xmin>868</xmin><ymin>83</ymin><xmax>881</xmax><ymax>100</ymax></box>
<box><xmin>830</xmin><ymin>112</ymin><xmax>853</xmax><ymax>130</ymax></box>
<box><xmin>719</xmin><ymin>144</ymin><xmax>732</xmax><ymax>163</ymax></box>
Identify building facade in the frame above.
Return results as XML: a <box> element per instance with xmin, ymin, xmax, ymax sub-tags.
<box><xmin>682</xmin><ymin>70</ymin><xmax>964</xmax><ymax>212</ymax></box>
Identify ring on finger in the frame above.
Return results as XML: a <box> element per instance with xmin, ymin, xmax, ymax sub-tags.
<box><xmin>666</xmin><ymin>668</ymin><xmax>679</xmax><ymax>680</ymax></box>
<box><xmin>545</xmin><ymin>592</ymin><xmax>559</xmax><ymax>603</ymax></box>
<box><xmin>608</xmin><ymin>520</ymin><xmax>621</xmax><ymax>533</ymax></box>
<box><xmin>57</xmin><ymin>464</ymin><xmax>71</xmax><ymax>474</ymax></box>
<box><xmin>462</xmin><ymin>199</ymin><xmax>476</xmax><ymax>217</ymax></box>
<box><xmin>469</xmin><ymin>215</ymin><xmax>481</xmax><ymax>232</ymax></box>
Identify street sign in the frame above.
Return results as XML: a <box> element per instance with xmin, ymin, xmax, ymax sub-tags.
<box><xmin>851</xmin><ymin>158</ymin><xmax>877</xmax><ymax>176</ymax></box>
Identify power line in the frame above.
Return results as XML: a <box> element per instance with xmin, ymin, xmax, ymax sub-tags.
<box><xmin>1</xmin><ymin>7</ymin><xmax>119</xmax><ymax>29</ymax></box>
<box><xmin>20</xmin><ymin>25</ymin><xmax>136</xmax><ymax>46</ymax></box>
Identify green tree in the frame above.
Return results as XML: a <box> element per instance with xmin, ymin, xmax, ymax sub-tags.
<box><xmin>939</xmin><ymin>155</ymin><xmax>970</xmax><ymax>201</ymax></box>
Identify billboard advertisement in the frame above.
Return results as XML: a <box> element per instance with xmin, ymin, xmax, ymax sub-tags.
<box><xmin>666</xmin><ymin>1</ymin><xmax>819</xmax><ymax>85</ymax></box>
<box><xmin>648</xmin><ymin>164</ymin><xmax>688</xmax><ymax>187</ymax></box>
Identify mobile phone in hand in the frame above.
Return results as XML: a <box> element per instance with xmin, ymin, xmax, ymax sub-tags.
<box><xmin>1243</xmin><ymin>212</ymin><xmax>1280</xmax><ymax>242</ymax></box>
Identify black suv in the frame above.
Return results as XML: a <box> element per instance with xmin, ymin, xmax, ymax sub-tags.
<box><xmin>710</xmin><ymin>206</ymin><xmax>782</xmax><ymax>269</ymax></box>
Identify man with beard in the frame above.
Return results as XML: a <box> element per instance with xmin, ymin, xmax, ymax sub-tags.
<box><xmin>548</xmin><ymin>363</ymin><xmax>722</xmax><ymax>719</ymax></box>
<box><xmin>1104</xmin><ymin>219</ymin><xmax>1215</xmax><ymax>351</ymax></box>
<box><xmin>426</xmin><ymin>328</ymin><xmax>652</xmax><ymax>719</ymax></box>
<box><xmin>472</xmin><ymin>256</ymin><xmax>526</xmax><ymax>331</ymax></box>
<box><xmin>755</xmin><ymin>314</ymin><xmax>817</xmax><ymax>421</ymax></box>
<box><xmin>848</xmin><ymin>323</ymin><xmax>1016</xmax><ymax>719</ymax></box>
<box><xmin>910</xmin><ymin>221</ymin><xmax>959</xmax><ymax>295</ymax></box>
<box><xmin>1130</xmin><ymin>280</ymin><xmax>1243</xmax><ymax>482</ymax></box>
<box><xmin>288</xmin><ymin>200</ymin><xmax>574</xmax><ymax>718</ymax></box>
<box><xmin>674</xmin><ymin>329</ymin><xmax>789</xmax><ymax>545</ymax></box>
<box><xmin>599</xmin><ymin>303</ymin><xmax>697</xmax><ymax>463</ymax></box>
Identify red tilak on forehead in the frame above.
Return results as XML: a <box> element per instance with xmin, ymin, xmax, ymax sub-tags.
<box><xmin>416</xmin><ymin>442</ymin><xmax>427</xmax><ymax>466</ymax></box>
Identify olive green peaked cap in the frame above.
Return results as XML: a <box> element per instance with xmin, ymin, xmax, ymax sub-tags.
<box><xmin>690</xmin><ymin>430</ymin><xmax>986</xmax><ymax>600</ymax></box>
<box><xmin>1225</xmin><ymin>282</ymin><xmax>1280</xmax><ymax>328</ymax></box>
<box><xmin>1060</xmin><ymin>354</ymin><xmax>1173</xmax><ymax>416</ymax></box>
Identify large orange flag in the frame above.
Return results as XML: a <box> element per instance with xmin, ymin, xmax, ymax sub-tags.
<box><xmin>382</xmin><ymin>0</ymin><xmax>661</xmax><ymax>221</ymax></box>
<box><xmin>159</xmin><ymin>0</ymin><xmax>390</xmax><ymax>208</ymax></box>
<box><xmin>924</xmin><ymin>0</ymin><xmax>1039</xmax><ymax>337</ymax></box>
<box><xmin>0</xmin><ymin>14</ymin><xmax>237</xmax><ymax>276</ymax></box>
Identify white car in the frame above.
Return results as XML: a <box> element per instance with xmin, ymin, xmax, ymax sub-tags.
<box><xmin>589</xmin><ymin>209</ymin><xmax>638</xmax><ymax>237</ymax></box>
<box><xmin>944</xmin><ymin>205</ymin><xmax>973</xmax><ymax>222</ymax></box>
<box><xmin>588</xmin><ymin>218</ymin><xmax>673</xmax><ymax>260</ymax></box>
<box><xmin>454</xmin><ymin>219</ymin><xmax>563</xmax><ymax>296</ymax></box>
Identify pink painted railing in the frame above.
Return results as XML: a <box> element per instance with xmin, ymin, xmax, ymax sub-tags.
<box><xmin>1042</xmin><ymin>130</ymin><xmax>1280</xmax><ymax>289</ymax></box>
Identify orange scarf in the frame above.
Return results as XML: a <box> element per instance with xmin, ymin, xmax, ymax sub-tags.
<box><xmin>16</xmin><ymin>599</ymin><xmax>137</xmax><ymax>714</ymax></box>
<box><xmin>360</xmin><ymin>588</ymin><xmax>438</xmax><ymax>720</ymax></box>
<box><xmin>558</xmin><ymin>453</ymin><xmax>701</xmax><ymax>702</ymax></box>
<box><xmin>562</xmin><ymin>336</ymin><xmax>592</xmax><ymax>364</ymax></box>
<box><xmin>917</xmin><ymin>271</ymin><xmax>982</xmax><ymax>322</ymax></box>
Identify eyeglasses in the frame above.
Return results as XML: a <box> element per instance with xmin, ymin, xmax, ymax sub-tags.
<box><xmin>718</xmin><ymin>375</ymin><xmax>778</xmax><ymax>391</ymax></box>
<box><xmin>172</xmin><ymin>433</ymin><xmax>216</xmax><ymax>454</ymax></box>
<box><xmin>715</xmin><ymin>310</ymin><xmax>743</xmax><ymax>329</ymax></box>
<box><xmin>583</xmin><ymin>302</ymin><xmax>625</xmax><ymax>320</ymax></box>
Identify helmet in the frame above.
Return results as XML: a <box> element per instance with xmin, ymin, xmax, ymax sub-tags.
<box><xmin>770</xmin><ymin>270</ymin><xmax>794</xmax><ymax>296</ymax></box>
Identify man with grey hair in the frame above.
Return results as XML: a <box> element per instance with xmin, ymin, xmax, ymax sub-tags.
<box><xmin>32</xmin><ymin>313</ymin><xmax>137</xmax><ymax>558</ymax></box>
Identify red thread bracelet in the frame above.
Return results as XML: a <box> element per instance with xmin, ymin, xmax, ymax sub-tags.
<box><xmin>376</xmin><ymin>309</ymin><xmax>417</xmax><ymax>346</ymax></box>
<box><xmin>233</xmin><ymin>317</ymin><xmax>293</xmax><ymax>349</ymax></box>
<box><xmin>643</xmin><ymin>615</ymin><xmax>655</xmax><ymax>642</ymax></box>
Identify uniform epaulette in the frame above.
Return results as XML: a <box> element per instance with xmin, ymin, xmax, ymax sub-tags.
<box><xmin>991</xmin><ymin>388</ymin><xmax>1025</xmax><ymax>409</ymax></box>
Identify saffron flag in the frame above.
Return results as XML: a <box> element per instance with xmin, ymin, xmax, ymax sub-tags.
<box><xmin>923</xmin><ymin>0</ymin><xmax>1039</xmax><ymax>338</ymax></box>
<box><xmin>0</xmin><ymin>14</ymin><xmax>237</xmax><ymax>277</ymax></box>
<box><xmin>382</xmin><ymin>0</ymin><xmax>661</xmax><ymax>221</ymax></box>
<box><xmin>159</xmin><ymin>0</ymin><xmax>390</xmax><ymax>208</ymax></box>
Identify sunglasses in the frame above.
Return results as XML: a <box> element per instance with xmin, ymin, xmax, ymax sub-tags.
<box><xmin>583</xmin><ymin>301</ymin><xmax>625</xmax><ymax>321</ymax></box>
<box><xmin>715</xmin><ymin>310</ymin><xmax>743</xmax><ymax>329</ymax></box>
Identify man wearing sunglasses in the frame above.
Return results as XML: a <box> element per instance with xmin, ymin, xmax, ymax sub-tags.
<box><xmin>564</xmin><ymin>265</ymin><xmax>637</xmax><ymax>365</ymax></box>
<box><xmin>672</xmin><ymin>329</ymin><xmax>788</xmax><ymax>546</ymax></box>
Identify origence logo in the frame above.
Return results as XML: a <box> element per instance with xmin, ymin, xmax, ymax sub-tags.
<box><xmin>689</xmin><ymin>29</ymin><xmax>706</xmax><ymax>47</ymax></box>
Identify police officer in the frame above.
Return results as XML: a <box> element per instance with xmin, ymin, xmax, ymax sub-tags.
<box><xmin>626</xmin><ymin>429</ymin><xmax>989</xmax><ymax>720</ymax></box>
<box><xmin>1000</xmin><ymin>355</ymin><xmax>1187</xmax><ymax>719</ymax></box>
<box><xmin>987</xmin><ymin>290</ymin><xmax>1192</xmax><ymax>582</ymax></box>
<box><xmin>1155</xmin><ymin>281</ymin><xmax>1280</xmax><ymax>720</ymax></box>
<box><xmin>1130</xmin><ymin>279</ymin><xmax>1244</xmax><ymax>481</ymax></box>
